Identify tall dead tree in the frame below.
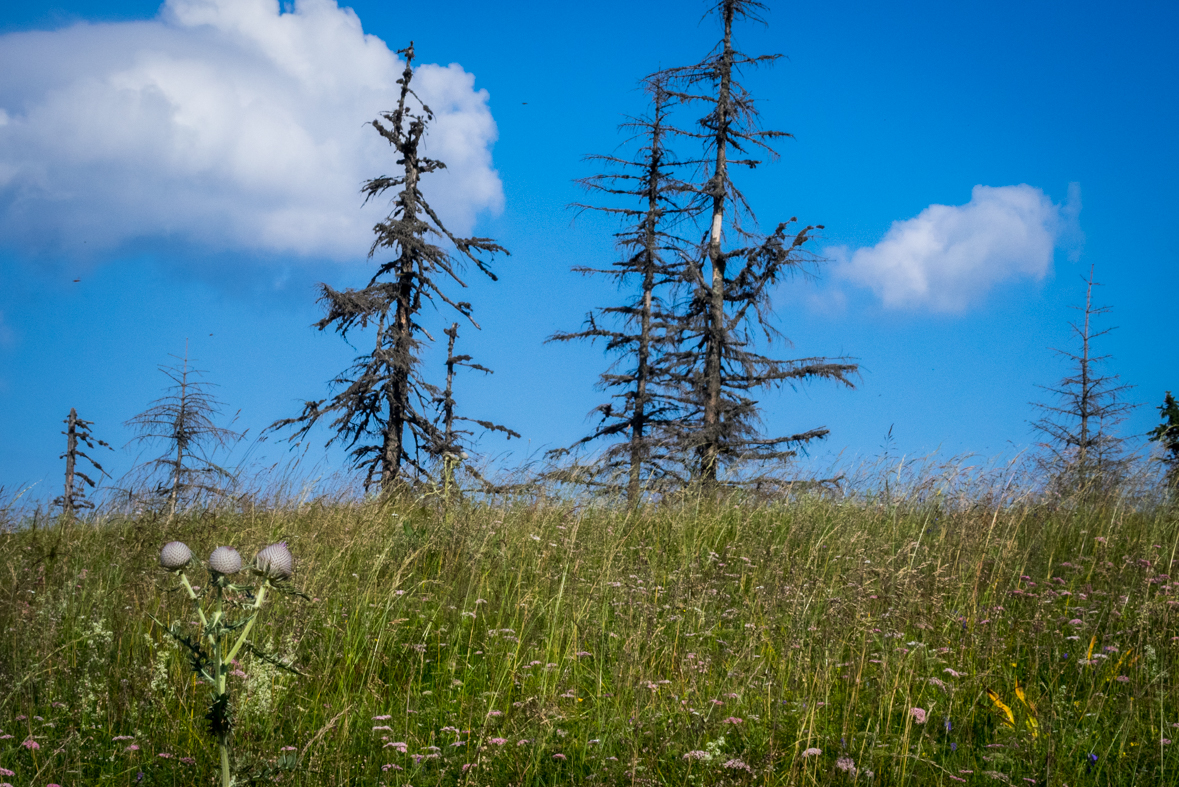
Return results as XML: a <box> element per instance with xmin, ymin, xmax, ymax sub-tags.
<box><xmin>270</xmin><ymin>43</ymin><xmax>508</xmax><ymax>492</ymax></box>
<box><xmin>659</xmin><ymin>0</ymin><xmax>857</xmax><ymax>482</ymax></box>
<box><xmin>432</xmin><ymin>322</ymin><xmax>519</xmax><ymax>487</ymax></box>
<box><xmin>548</xmin><ymin>76</ymin><xmax>698</xmax><ymax>503</ymax></box>
<box><xmin>1031</xmin><ymin>265</ymin><xmax>1136</xmax><ymax>491</ymax></box>
<box><xmin>53</xmin><ymin>408</ymin><xmax>112</xmax><ymax>518</ymax></box>
<box><xmin>125</xmin><ymin>351</ymin><xmax>242</xmax><ymax>515</ymax></box>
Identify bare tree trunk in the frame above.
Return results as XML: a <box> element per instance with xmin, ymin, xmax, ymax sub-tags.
<box><xmin>700</xmin><ymin>3</ymin><xmax>736</xmax><ymax>484</ymax></box>
<box><xmin>379</xmin><ymin>131</ymin><xmax>423</xmax><ymax>493</ymax></box>
<box><xmin>443</xmin><ymin>323</ymin><xmax>459</xmax><ymax>489</ymax></box>
<box><xmin>170</xmin><ymin>359</ymin><xmax>189</xmax><ymax>517</ymax></box>
<box><xmin>62</xmin><ymin>408</ymin><xmax>78</xmax><ymax>518</ymax></box>
<box><xmin>1078</xmin><ymin>266</ymin><xmax>1093</xmax><ymax>473</ymax></box>
<box><xmin>628</xmin><ymin>147</ymin><xmax>662</xmax><ymax>506</ymax></box>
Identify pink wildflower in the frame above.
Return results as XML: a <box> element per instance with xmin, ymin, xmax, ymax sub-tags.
<box><xmin>723</xmin><ymin>716</ymin><xmax>744</xmax><ymax>724</ymax></box>
<box><xmin>488</xmin><ymin>738</ymin><xmax>508</xmax><ymax>746</ymax></box>
<box><xmin>802</xmin><ymin>747</ymin><xmax>822</xmax><ymax>757</ymax></box>
<box><xmin>553</xmin><ymin>753</ymin><xmax>567</xmax><ymax>761</ymax></box>
<box><xmin>21</xmin><ymin>739</ymin><xmax>39</xmax><ymax>750</ymax></box>
<box><xmin>910</xmin><ymin>707</ymin><xmax>928</xmax><ymax>724</ymax></box>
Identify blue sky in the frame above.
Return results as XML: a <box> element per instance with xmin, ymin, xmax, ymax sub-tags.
<box><xmin>1</xmin><ymin>0</ymin><xmax>1176</xmax><ymax>497</ymax></box>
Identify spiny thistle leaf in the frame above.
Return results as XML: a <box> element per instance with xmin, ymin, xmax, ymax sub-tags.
<box><xmin>244</xmin><ymin>642</ymin><xmax>307</xmax><ymax>676</ymax></box>
<box><xmin>206</xmin><ymin>693</ymin><xmax>234</xmax><ymax>738</ymax></box>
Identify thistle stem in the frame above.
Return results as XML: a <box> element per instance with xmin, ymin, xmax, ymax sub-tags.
<box><xmin>213</xmin><ymin>586</ymin><xmax>231</xmax><ymax>787</ymax></box>
<box><xmin>225</xmin><ymin>583</ymin><xmax>269</xmax><ymax>663</ymax></box>
<box><xmin>178</xmin><ymin>571</ymin><xmax>209</xmax><ymax>629</ymax></box>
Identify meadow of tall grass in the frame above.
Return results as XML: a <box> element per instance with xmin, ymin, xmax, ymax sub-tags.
<box><xmin>1</xmin><ymin>469</ymin><xmax>1176</xmax><ymax>785</ymax></box>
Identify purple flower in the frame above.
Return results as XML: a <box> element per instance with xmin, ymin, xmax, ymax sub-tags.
<box><xmin>835</xmin><ymin>756</ymin><xmax>856</xmax><ymax>773</ymax></box>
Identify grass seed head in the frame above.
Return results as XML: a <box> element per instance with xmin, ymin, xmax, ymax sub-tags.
<box><xmin>254</xmin><ymin>542</ymin><xmax>294</xmax><ymax>580</ymax></box>
<box><xmin>208</xmin><ymin>546</ymin><xmax>242</xmax><ymax>575</ymax></box>
<box><xmin>159</xmin><ymin>541</ymin><xmax>193</xmax><ymax>571</ymax></box>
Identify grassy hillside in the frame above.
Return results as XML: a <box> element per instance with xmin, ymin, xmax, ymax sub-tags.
<box><xmin>1</xmin><ymin>491</ymin><xmax>1176</xmax><ymax>785</ymax></box>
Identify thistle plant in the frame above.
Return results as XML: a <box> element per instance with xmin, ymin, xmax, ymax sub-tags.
<box><xmin>154</xmin><ymin>540</ymin><xmax>306</xmax><ymax>786</ymax></box>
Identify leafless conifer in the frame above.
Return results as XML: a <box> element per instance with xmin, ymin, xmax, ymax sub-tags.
<box><xmin>548</xmin><ymin>76</ymin><xmax>700</xmax><ymax>503</ymax></box>
<box><xmin>432</xmin><ymin>322</ymin><xmax>519</xmax><ymax>487</ymax></box>
<box><xmin>125</xmin><ymin>350</ymin><xmax>242</xmax><ymax>515</ymax></box>
<box><xmin>269</xmin><ymin>43</ymin><xmax>509</xmax><ymax>492</ymax></box>
<box><xmin>657</xmin><ymin>0</ymin><xmax>857</xmax><ymax>482</ymax></box>
<box><xmin>53</xmin><ymin>407</ymin><xmax>112</xmax><ymax>518</ymax></box>
<box><xmin>1031</xmin><ymin>265</ymin><xmax>1136</xmax><ymax>493</ymax></box>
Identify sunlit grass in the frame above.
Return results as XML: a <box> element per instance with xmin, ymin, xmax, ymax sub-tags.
<box><xmin>1</xmin><ymin>481</ymin><xmax>1176</xmax><ymax>785</ymax></box>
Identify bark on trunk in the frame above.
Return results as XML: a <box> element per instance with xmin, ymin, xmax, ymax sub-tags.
<box><xmin>63</xmin><ymin>408</ymin><xmax>78</xmax><ymax>518</ymax></box>
<box><xmin>700</xmin><ymin>2</ymin><xmax>736</xmax><ymax>483</ymax></box>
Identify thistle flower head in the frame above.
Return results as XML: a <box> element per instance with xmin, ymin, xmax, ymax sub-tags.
<box><xmin>208</xmin><ymin>546</ymin><xmax>242</xmax><ymax>575</ymax></box>
<box><xmin>254</xmin><ymin>542</ymin><xmax>294</xmax><ymax>580</ymax></box>
<box><xmin>159</xmin><ymin>541</ymin><xmax>193</xmax><ymax>571</ymax></box>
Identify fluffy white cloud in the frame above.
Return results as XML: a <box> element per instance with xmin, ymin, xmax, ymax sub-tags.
<box><xmin>831</xmin><ymin>184</ymin><xmax>1080</xmax><ymax>312</ymax></box>
<box><xmin>0</xmin><ymin>0</ymin><xmax>503</xmax><ymax>259</ymax></box>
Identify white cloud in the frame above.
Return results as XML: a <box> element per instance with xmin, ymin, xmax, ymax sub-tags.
<box><xmin>831</xmin><ymin>184</ymin><xmax>1080</xmax><ymax>312</ymax></box>
<box><xmin>0</xmin><ymin>0</ymin><xmax>503</xmax><ymax>259</ymax></box>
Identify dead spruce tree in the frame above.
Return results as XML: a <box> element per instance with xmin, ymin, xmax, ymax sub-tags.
<box><xmin>270</xmin><ymin>43</ymin><xmax>509</xmax><ymax>492</ymax></box>
<box><xmin>1031</xmin><ymin>265</ymin><xmax>1136</xmax><ymax>493</ymax></box>
<box><xmin>53</xmin><ymin>408</ymin><xmax>112</xmax><ymax>518</ymax></box>
<box><xmin>125</xmin><ymin>351</ymin><xmax>242</xmax><ymax>516</ymax></box>
<box><xmin>548</xmin><ymin>76</ymin><xmax>698</xmax><ymax>504</ymax></box>
<box><xmin>433</xmin><ymin>322</ymin><xmax>520</xmax><ymax>488</ymax></box>
<box><xmin>659</xmin><ymin>0</ymin><xmax>857</xmax><ymax>483</ymax></box>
